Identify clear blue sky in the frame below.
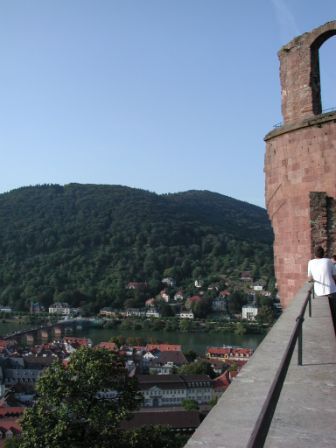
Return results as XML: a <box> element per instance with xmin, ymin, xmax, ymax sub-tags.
<box><xmin>0</xmin><ymin>1</ymin><xmax>335</xmax><ymax>207</ymax></box>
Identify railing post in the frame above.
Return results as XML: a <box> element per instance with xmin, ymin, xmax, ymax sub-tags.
<box><xmin>308</xmin><ymin>291</ymin><xmax>312</xmax><ymax>317</ymax></box>
<box><xmin>297</xmin><ymin>318</ymin><xmax>303</xmax><ymax>366</ymax></box>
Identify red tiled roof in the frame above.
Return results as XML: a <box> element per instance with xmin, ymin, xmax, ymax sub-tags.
<box><xmin>96</xmin><ymin>342</ymin><xmax>118</xmax><ymax>352</ymax></box>
<box><xmin>207</xmin><ymin>347</ymin><xmax>253</xmax><ymax>357</ymax></box>
<box><xmin>133</xmin><ymin>346</ymin><xmax>146</xmax><ymax>352</ymax></box>
<box><xmin>213</xmin><ymin>371</ymin><xmax>231</xmax><ymax>390</ymax></box>
<box><xmin>189</xmin><ymin>295</ymin><xmax>201</xmax><ymax>303</ymax></box>
<box><xmin>146</xmin><ymin>343</ymin><xmax>182</xmax><ymax>352</ymax></box>
<box><xmin>0</xmin><ymin>417</ymin><xmax>22</xmax><ymax>448</ymax></box>
<box><xmin>219</xmin><ymin>290</ymin><xmax>231</xmax><ymax>297</ymax></box>
<box><xmin>0</xmin><ymin>421</ymin><xmax>21</xmax><ymax>432</ymax></box>
<box><xmin>63</xmin><ymin>337</ymin><xmax>90</xmax><ymax>347</ymax></box>
<box><xmin>0</xmin><ymin>407</ymin><xmax>25</xmax><ymax>418</ymax></box>
<box><xmin>156</xmin><ymin>351</ymin><xmax>187</xmax><ymax>366</ymax></box>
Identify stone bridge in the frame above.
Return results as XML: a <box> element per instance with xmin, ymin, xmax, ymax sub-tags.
<box><xmin>3</xmin><ymin>318</ymin><xmax>90</xmax><ymax>345</ymax></box>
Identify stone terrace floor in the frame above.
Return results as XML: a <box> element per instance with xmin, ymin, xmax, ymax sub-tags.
<box><xmin>265</xmin><ymin>294</ymin><xmax>336</xmax><ymax>447</ymax></box>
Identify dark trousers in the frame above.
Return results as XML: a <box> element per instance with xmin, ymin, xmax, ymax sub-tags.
<box><xmin>328</xmin><ymin>293</ymin><xmax>336</xmax><ymax>335</ymax></box>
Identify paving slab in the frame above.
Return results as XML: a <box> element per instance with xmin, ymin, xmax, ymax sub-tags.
<box><xmin>264</xmin><ymin>295</ymin><xmax>336</xmax><ymax>448</ymax></box>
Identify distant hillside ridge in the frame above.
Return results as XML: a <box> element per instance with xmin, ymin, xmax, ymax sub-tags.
<box><xmin>0</xmin><ymin>184</ymin><xmax>274</xmax><ymax>311</ymax></box>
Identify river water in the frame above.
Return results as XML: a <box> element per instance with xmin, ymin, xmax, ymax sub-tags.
<box><xmin>74</xmin><ymin>327</ymin><xmax>265</xmax><ymax>355</ymax></box>
<box><xmin>0</xmin><ymin>321</ymin><xmax>265</xmax><ymax>355</ymax></box>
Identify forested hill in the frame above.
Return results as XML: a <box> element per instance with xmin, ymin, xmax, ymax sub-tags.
<box><xmin>0</xmin><ymin>184</ymin><xmax>274</xmax><ymax>311</ymax></box>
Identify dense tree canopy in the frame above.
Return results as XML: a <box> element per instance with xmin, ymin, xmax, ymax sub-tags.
<box><xmin>19</xmin><ymin>348</ymin><xmax>141</xmax><ymax>447</ymax></box>
<box><xmin>0</xmin><ymin>184</ymin><xmax>274</xmax><ymax>312</ymax></box>
<box><xmin>18</xmin><ymin>348</ymin><xmax>184</xmax><ymax>448</ymax></box>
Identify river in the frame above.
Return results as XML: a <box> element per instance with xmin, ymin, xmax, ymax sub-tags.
<box><xmin>73</xmin><ymin>327</ymin><xmax>265</xmax><ymax>355</ymax></box>
<box><xmin>0</xmin><ymin>320</ymin><xmax>265</xmax><ymax>355</ymax></box>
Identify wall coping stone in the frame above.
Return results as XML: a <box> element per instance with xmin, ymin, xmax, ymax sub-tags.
<box><xmin>265</xmin><ymin>111</ymin><xmax>336</xmax><ymax>141</ymax></box>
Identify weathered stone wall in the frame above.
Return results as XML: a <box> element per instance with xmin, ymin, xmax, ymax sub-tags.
<box><xmin>309</xmin><ymin>192</ymin><xmax>336</xmax><ymax>257</ymax></box>
<box><xmin>310</xmin><ymin>192</ymin><xmax>328</xmax><ymax>254</ymax></box>
<box><xmin>279</xmin><ymin>21</ymin><xmax>336</xmax><ymax>123</ymax></box>
<box><xmin>264</xmin><ymin>21</ymin><xmax>336</xmax><ymax>308</ymax></box>
<box><xmin>327</xmin><ymin>196</ymin><xmax>336</xmax><ymax>256</ymax></box>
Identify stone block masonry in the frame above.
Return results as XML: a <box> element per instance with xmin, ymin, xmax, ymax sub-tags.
<box><xmin>264</xmin><ymin>21</ymin><xmax>336</xmax><ymax>308</ymax></box>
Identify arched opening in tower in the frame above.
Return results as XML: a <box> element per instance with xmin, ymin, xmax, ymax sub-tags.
<box><xmin>319</xmin><ymin>36</ymin><xmax>336</xmax><ymax>112</ymax></box>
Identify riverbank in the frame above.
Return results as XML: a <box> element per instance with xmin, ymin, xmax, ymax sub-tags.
<box><xmin>73</xmin><ymin>326</ymin><xmax>265</xmax><ymax>355</ymax></box>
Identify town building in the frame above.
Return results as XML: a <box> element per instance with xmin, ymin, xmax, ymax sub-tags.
<box><xmin>99</xmin><ymin>308</ymin><xmax>118</xmax><ymax>318</ymax></box>
<box><xmin>30</xmin><ymin>302</ymin><xmax>43</xmax><ymax>314</ymax></box>
<box><xmin>145</xmin><ymin>309</ymin><xmax>161</xmax><ymax>318</ymax></box>
<box><xmin>242</xmin><ymin>304</ymin><xmax>259</xmax><ymax>321</ymax></box>
<box><xmin>137</xmin><ymin>374</ymin><xmax>213</xmax><ymax>407</ymax></box>
<box><xmin>0</xmin><ymin>407</ymin><xmax>24</xmax><ymax>447</ymax></box>
<box><xmin>146</xmin><ymin>344</ymin><xmax>182</xmax><ymax>352</ymax></box>
<box><xmin>194</xmin><ymin>280</ymin><xmax>203</xmax><ymax>288</ymax></box>
<box><xmin>48</xmin><ymin>303</ymin><xmax>71</xmax><ymax>315</ymax></box>
<box><xmin>211</xmin><ymin>297</ymin><xmax>228</xmax><ymax>312</ymax></box>
<box><xmin>96</xmin><ymin>341</ymin><xmax>118</xmax><ymax>352</ymax></box>
<box><xmin>145</xmin><ymin>298</ymin><xmax>155</xmax><ymax>307</ymax></box>
<box><xmin>159</xmin><ymin>290</ymin><xmax>170</xmax><ymax>303</ymax></box>
<box><xmin>147</xmin><ymin>351</ymin><xmax>187</xmax><ymax>375</ymax></box>
<box><xmin>121</xmin><ymin>410</ymin><xmax>200</xmax><ymax>433</ymax></box>
<box><xmin>174</xmin><ymin>291</ymin><xmax>184</xmax><ymax>301</ymax></box>
<box><xmin>206</xmin><ymin>346</ymin><xmax>253</xmax><ymax>362</ymax></box>
<box><xmin>125</xmin><ymin>308</ymin><xmax>146</xmax><ymax>318</ymax></box>
<box><xmin>161</xmin><ymin>277</ymin><xmax>176</xmax><ymax>287</ymax></box>
<box><xmin>176</xmin><ymin>311</ymin><xmax>194</xmax><ymax>319</ymax></box>
<box><xmin>0</xmin><ymin>306</ymin><xmax>12</xmax><ymax>314</ymax></box>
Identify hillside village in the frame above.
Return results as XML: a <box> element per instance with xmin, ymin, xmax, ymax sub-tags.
<box><xmin>49</xmin><ymin>272</ymin><xmax>278</xmax><ymax>323</ymax></box>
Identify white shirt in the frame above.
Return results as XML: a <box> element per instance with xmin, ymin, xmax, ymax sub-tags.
<box><xmin>307</xmin><ymin>258</ymin><xmax>336</xmax><ymax>296</ymax></box>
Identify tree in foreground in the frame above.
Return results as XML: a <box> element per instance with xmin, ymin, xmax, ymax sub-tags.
<box><xmin>18</xmin><ymin>347</ymin><xmax>183</xmax><ymax>448</ymax></box>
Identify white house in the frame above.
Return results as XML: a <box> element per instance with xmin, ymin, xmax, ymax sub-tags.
<box><xmin>242</xmin><ymin>305</ymin><xmax>259</xmax><ymax>321</ymax></box>
<box><xmin>176</xmin><ymin>311</ymin><xmax>194</xmax><ymax>319</ymax></box>
<box><xmin>160</xmin><ymin>290</ymin><xmax>170</xmax><ymax>303</ymax></box>
<box><xmin>162</xmin><ymin>277</ymin><xmax>176</xmax><ymax>287</ymax></box>
<box><xmin>138</xmin><ymin>374</ymin><xmax>212</xmax><ymax>407</ymax></box>
<box><xmin>48</xmin><ymin>303</ymin><xmax>71</xmax><ymax>315</ymax></box>
<box><xmin>125</xmin><ymin>308</ymin><xmax>147</xmax><ymax>318</ymax></box>
<box><xmin>194</xmin><ymin>280</ymin><xmax>204</xmax><ymax>288</ymax></box>
<box><xmin>0</xmin><ymin>306</ymin><xmax>12</xmax><ymax>313</ymax></box>
<box><xmin>174</xmin><ymin>291</ymin><xmax>184</xmax><ymax>301</ymax></box>
<box><xmin>146</xmin><ymin>309</ymin><xmax>161</xmax><ymax>318</ymax></box>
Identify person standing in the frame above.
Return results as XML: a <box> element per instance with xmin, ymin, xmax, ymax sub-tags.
<box><xmin>308</xmin><ymin>246</ymin><xmax>336</xmax><ymax>330</ymax></box>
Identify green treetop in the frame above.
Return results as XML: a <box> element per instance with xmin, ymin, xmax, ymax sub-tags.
<box><xmin>18</xmin><ymin>347</ymin><xmax>183</xmax><ymax>448</ymax></box>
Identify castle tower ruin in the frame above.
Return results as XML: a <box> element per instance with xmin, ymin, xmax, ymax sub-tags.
<box><xmin>264</xmin><ymin>21</ymin><xmax>336</xmax><ymax>308</ymax></box>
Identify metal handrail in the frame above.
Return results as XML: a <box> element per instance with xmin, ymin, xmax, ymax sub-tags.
<box><xmin>246</xmin><ymin>284</ymin><xmax>313</xmax><ymax>448</ymax></box>
<box><xmin>273</xmin><ymin>107</ymin><xmax>336</xmax><ymax>128</ymax></box>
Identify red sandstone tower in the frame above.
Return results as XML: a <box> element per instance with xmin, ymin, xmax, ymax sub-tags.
<box><xmin>264</xmin><ymin>21</ymin><xmax>336</xmax><ymax>308</ymax></box>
